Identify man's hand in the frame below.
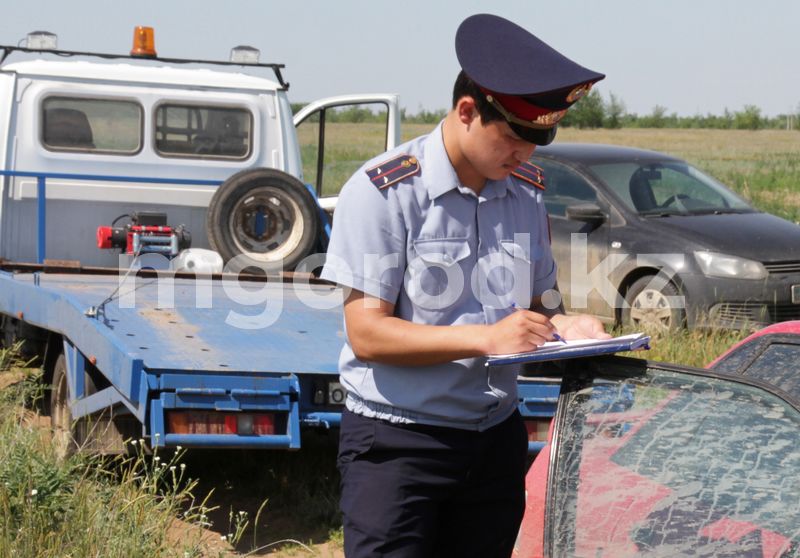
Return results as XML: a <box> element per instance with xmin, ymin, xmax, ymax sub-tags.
<box><xmin>550</xmin><ymin>313</ymin><xmax>612</xmax><ymax>341</ymax></box>
<box><xmin>484</xmin><ymin>309</ymin><xmax>556</xmax><ymax>355</ymax></box>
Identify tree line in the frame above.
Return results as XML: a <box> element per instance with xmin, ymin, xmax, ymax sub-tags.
<box><xmin>293</xmin><ymin>92</ymin><xmax>799</xmax><ymax>130</ymax></box>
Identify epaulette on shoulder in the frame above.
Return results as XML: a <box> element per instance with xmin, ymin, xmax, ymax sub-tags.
<box><xmin>511</xmin><ymin>161</ymin><xmax>545</xmax><ymax>190</ymax></box>
<box><xmin>365</xmin><ymin>154</ymin><xmax>421</xmax><ymax>189</ymax></box>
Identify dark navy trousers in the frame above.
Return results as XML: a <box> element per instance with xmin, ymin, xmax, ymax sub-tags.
<box><xmin>337</xmin><ymin>408</ymin><xmax>528</xmax><ymax>558</ymax></box>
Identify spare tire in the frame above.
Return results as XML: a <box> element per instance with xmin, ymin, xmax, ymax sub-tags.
<box><xmin>206</xmin><ymin>168</ymin><xmax>320</xmax><ymax>273</ymax></box>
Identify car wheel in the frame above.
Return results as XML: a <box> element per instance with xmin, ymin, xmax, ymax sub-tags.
<box><xmin>622</xmin><ymin>275</ymin><xmax>685</xmax><ymax>330</ymax></box>
<box><xmin>206</xmin><ymin>168</ymin><xmax>320</xmax><ymax>273</ymax></box>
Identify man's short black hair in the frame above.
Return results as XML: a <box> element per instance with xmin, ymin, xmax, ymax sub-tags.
<box><xmin>452</xmin><ymin>70</ymin><xmax>504</xmax><ymax>123</ymax></box>
<box><xmin>451</xmin><ymin>70</ymin><xmax>558</xmax><ymax>146</ymax></box>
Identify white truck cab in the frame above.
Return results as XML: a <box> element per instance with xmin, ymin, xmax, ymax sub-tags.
<box><xmin>0</xmin><ymin>30</ymin><xmax>399</xmax><ymax>270</ymax></box>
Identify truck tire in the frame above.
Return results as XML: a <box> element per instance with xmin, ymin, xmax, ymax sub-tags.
<box><xmin>206</xmin><ymin>168</ymin><xmax>320</xmax><ymax>273</ymax></box>
<box><xmin>621</xmin><ymin>274</ymin><xmax>685</xmax><ymax>331</ymax></box>
<box><xmin>1</xmin><ymin>315</ymin><xmax>45</xmax><ymax>363</ymax></box>
<box><xmin>50</xmin><ymin>353</ymin><xmax>79</xmax><ymax>459</ymax></box>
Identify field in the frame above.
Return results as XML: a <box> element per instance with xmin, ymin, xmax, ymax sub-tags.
<box><xmin>3</xmin><ymin>127</ymin><xmax>799</xmax><ymax>557</ymax></box>
<box><xmin>300</xmin><ymin>123</ymin><xmax>800</xmax><ymax>225</ymax></box>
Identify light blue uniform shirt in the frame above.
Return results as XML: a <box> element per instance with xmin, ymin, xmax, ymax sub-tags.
<box><xmin>321</xmin><ymin>122</ymin><xmax>556</xmax><ymax>431</ymax></box>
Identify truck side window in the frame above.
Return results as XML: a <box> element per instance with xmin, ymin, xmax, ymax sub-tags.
<box><xmin>155</xmin><ymin>105</ymin><xmax>252</xmax><ymax>159</ymax></box>
<box><xmin>42</xmin><ymin>97</ymin><xmax>142</xmax><ymax>154</ymax></box>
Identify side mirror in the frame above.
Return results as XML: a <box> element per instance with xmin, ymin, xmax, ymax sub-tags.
<box><xmin>565</xmin><ymin>203</ymin><xmax>606</xmax><ymax>226</ymax></box>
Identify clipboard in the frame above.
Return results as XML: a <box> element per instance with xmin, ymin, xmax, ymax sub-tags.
<box><xmin>486</xmin><ymin>333</ymin><xmax>651</xmax><ymax>366</ymax></box>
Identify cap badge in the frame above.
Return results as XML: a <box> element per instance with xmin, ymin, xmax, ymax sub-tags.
<box><xmin>566</xmin><ymin>83</ymin><xmax>593</xmax><ymax>103</ymax></box>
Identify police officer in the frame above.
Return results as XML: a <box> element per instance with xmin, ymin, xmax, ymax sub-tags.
<box><xmin>321</xmin><ymin>13</ymin><xmax>609</xmax><ymax>558</ymax></box>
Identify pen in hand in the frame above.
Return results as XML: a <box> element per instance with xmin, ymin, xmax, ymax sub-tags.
<box><xmin>511</xmin><ymin>302</ymin><xmax>568</xmax><ymax>344</ymax></box>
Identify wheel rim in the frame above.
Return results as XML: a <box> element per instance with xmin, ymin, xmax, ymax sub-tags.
<box><xmin>228</xmin><ymin>186</ymin><xmax>305</xmax><ymax>264</ymax></box>
<box><xmin>629</xmin><ymin>288</ymin><xmax>674</xmax><ymax>329</ymax></box>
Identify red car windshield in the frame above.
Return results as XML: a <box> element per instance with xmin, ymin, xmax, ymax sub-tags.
<box><xmin>543</xmin><ymin>365</ymin><xmax>799</xmax><ymax>557</ymax></box>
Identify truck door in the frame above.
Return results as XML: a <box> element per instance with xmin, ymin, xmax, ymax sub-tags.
<box><xmin>293</xmin><ymin>94</ymin><xmax>400</xmax><ymax>214</ymax></box>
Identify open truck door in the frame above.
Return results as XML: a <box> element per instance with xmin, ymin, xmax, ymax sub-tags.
<box><xmin>293</xmin><ymin>94</ymin><xmax>401</xmax><ymax>215</ymax></box>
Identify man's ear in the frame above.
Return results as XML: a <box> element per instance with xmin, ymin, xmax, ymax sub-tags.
<box><xmin>455</xmin><ymin>96</ymin><xmax>479</xmax><ymax>125</ymax></box>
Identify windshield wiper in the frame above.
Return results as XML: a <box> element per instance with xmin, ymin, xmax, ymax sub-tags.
<box><xmin>686</xmin><ymin>208</ymin><xmax>753</xmax><ymax>216</ymax></box>
<box><xmin>640</xmin><ymin>210</ymin><xmax>680</xmax><ymax>218</ymax></box>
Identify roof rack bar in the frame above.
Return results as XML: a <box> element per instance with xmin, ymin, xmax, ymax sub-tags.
<box><xmin>0</xmin><ymin>45</ymin><xmax>289</xmax><ymax>89</ymax></box>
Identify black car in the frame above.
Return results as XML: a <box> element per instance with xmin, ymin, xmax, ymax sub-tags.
<box><xmin>531</xmin><ymin>144</ymin><xmax>800</xmax><ymax>329</ymax></box>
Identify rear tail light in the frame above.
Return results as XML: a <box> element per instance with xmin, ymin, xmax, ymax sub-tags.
<box><xmin>167</xmin><ymin>411</ymin><xmax>276</xmax><ymax>435</ymax></box>
<box><xmin>524</xmin><ymin>418</ymin><xmax>551</xmax><ymax>443</ymax></box>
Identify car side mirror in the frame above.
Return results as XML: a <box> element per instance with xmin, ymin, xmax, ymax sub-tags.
<box><xmin>565</xmin><ymin>203</ymin><xmax>606</xmax><ymax>226</ymax></box>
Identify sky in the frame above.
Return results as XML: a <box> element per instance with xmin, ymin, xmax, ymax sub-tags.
<box><xmin>4</xmin><ymin>0</ymin><xmax>799</xmax><ymax>118</ymax></box>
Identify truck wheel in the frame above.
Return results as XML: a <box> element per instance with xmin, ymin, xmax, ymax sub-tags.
<box><xmin>50</xmin><ymin>353</ymin><xmax>103</xmax><ymax>459</ymax></box>
<box><xmin>621</xmin><ymin>275</ymin><xmax>685</xmax><ymax>331</ymax></box>
<box><xmin>207</xmin><ymin>168</ymin><xmax>319</xmax><ymax>273</ymax></box>
<box><xmin>51</xmin><ymin>354</ymin><xmax>78</xmax><ymax>459</ymax></box>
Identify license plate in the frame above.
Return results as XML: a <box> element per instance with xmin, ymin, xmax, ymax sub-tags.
<box><xmin>793</xmin><ymin>285</ymin><xmax>800</xmax><ymax>304</ymax></box>
<box><xmin>328</xmin><ymin>381</ymin><xmax>346</xmax><ymax>405</ymax></box>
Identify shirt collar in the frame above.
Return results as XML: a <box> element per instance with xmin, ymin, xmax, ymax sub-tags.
<box><xmin>424</xmin><ymin>122</ymin><xmax>463</xmax><ymax>200</ymax></box>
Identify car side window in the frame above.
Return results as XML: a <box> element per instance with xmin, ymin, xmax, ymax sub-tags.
<box><xmin>41</xmin><ymin>97</ymin><xmax>142</xmax><ymax>154</ymax></box>
<box><xmin>738</xmin><ymin>342</ymin><xmax>800</xmax><ymax>395</ymax></box>
<box><xmin>533</xmin><ymin>159</ymin><xmax>598</xmax><ymax>217</ymax></box>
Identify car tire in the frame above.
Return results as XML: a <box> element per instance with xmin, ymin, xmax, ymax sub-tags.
<box><xmin>206</xmin><ymin>168</ymin><xmax>320</xmax><ymax>273</ymax></box>
<box><xmin>622</xmin><ymin>274</ymin><xmax>685</xmax><ymax>330</ymax></box>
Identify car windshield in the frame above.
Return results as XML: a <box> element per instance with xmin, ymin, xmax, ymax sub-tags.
<box><xmin>548</xmin><ymin>365</ymin><xmax>800</xmax><ymax>557</ymax></box>
<box><xmin>588</xmin><ymin>160</ymin><xmax>754</xmax><ymax>216</ymax></box>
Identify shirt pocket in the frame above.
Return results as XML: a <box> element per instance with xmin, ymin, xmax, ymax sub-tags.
<box><xmin>412</xmin><ymin>237</ymin><xmax>472</xmax><ymax>266</ymax></box>
<box><xmin>407</xmin><ymin>237</ymin><xmax>472</xmax><ymax>308</ymax></box>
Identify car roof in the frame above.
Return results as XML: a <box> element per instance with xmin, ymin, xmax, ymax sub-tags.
<box><xmin>534</xmin><ymin>142</ymin><xmax>684</xmax><ymax>165</ymax></box>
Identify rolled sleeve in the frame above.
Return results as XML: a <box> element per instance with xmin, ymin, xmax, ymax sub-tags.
<box><xmin>321</xmin><ymin>175</ymin><xmax>407</xmax><ymax>303</ymax></box>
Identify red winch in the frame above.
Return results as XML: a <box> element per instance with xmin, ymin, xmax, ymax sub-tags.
<box><xmin>97</xmin><ymin>212</ymin><xmax>191</xmax><ymax>257</ymax></box>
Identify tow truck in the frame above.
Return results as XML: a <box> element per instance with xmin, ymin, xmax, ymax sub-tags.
<box><xmin>0</xmin><ymin>27</ymin><xmax>558</xmax><ymax>455</ymax></box>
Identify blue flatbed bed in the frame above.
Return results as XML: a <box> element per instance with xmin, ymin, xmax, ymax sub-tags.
<box><xmin>0</xmin><ymin>263</ymin><xmax>558</xmax><ymax>453</ymax></box>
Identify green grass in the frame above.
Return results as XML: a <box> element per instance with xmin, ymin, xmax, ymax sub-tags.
<box><xmin>0</xmin><ymin>345</ymin><xmax>239</xmax><ymax>558</ymax></box>
<box><xmin>614</xmin><ymin>325</ymin><xmax>750</xmax><ymax>368</ymax></box>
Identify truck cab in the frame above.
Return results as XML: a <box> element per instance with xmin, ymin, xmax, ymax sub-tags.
<box><xmin>0</xmin><ymin>31</ymin><xmax>399</xmax><ymax>270</ymax></box>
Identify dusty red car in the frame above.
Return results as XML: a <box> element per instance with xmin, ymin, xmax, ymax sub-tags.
<box><xmin>516</xmin><ymin>321</ymin><xmax>800</xmax><ymax>557</ymax></box>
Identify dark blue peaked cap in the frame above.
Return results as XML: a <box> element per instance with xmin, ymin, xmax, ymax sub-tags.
<box><xmin>456</xmin><ymin>14</ymin><xmax>605</xmax><ymax>118</ymax></box>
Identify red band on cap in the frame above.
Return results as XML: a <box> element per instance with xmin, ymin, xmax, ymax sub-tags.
<box><xmin>479</xmin><ymin>87</ymin><xmax>552</xmax><ymax>120</ymax></box>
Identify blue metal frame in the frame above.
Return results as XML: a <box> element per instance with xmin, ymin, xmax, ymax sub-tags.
<box><xmin>0</xmin><ymin>170</ymin><xmax>334</xmax><ymax>264</ymax></box>
<box><xmin>517</xmin><ymin>379</ymin><xmax>561</xmax><ymax>454</ymax></box>
<box><xmin>0</xmin><ymin>169</ymin><xmax>224</xmax><ymax>264</ymax></box>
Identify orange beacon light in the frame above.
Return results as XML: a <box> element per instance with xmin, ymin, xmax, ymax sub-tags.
<box><xmin>130</xmin><ymin>26</ymin><xmax>157</xmax><ymax>57</ymax></box>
